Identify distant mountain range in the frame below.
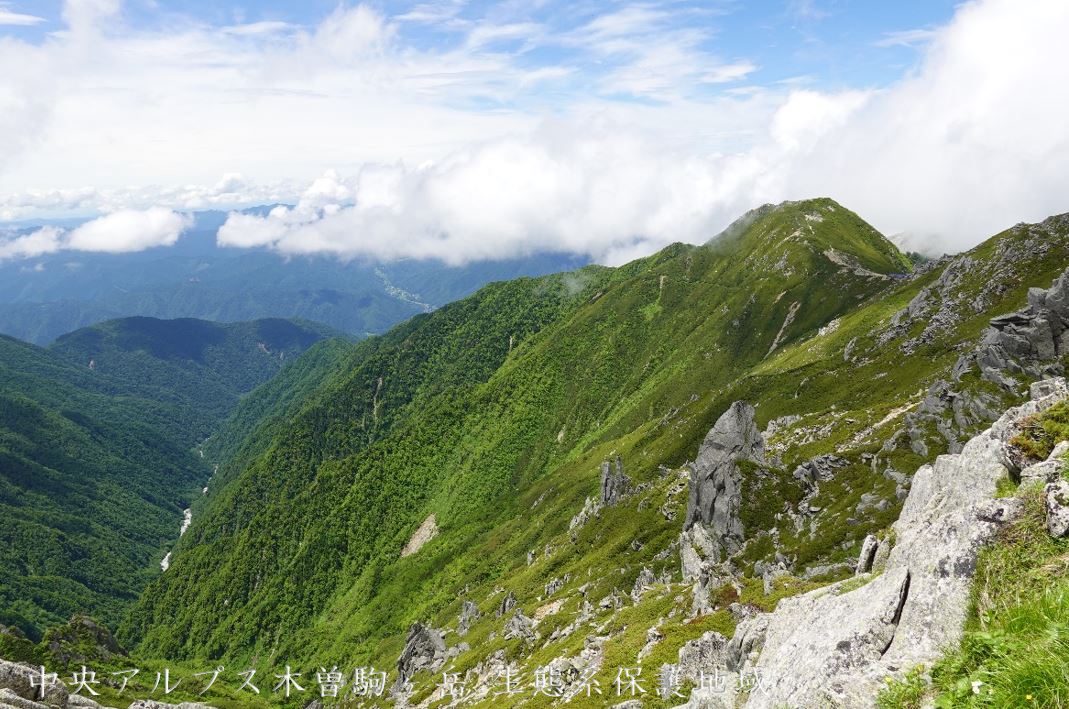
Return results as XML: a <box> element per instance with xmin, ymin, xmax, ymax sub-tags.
<box><xmin>0</xmin><ymin>209</ymin><xmax>588</xmax><ymax>344</ymax></box>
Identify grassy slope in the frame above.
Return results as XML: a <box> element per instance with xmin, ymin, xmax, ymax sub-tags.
<box><xmin>123</xmin><ymin>203</ymin><xmax>1069</xmax><ymax>708</ymax></box>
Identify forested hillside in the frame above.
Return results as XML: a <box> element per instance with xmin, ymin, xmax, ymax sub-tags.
<box><xmin>124</xmin><ymin>199</ymin><xmax>916</xmax><ymax>660</ymax></box>
<box><xmin>121</xmin><ymin>200</ymin><xmax>1069</xmax><ymax>708</ymax></box>
<box><xmin>50</xmin><ymin>316</ymin><xmax>344</xmax><ymax>444</ymax></box>
<box><xmin>0</xmin><ymin>316</ymin><xmax>341</xmax><ymax>642</ymax></box>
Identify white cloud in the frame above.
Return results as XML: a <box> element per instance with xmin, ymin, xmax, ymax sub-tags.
<box><xmin>65</xmin><ymin>207</ymin><xmax>191</xmax><ymax>252</ymax></box>
<box><xmin>215</xmin><ymin>0</ymin><xmax>1069</xmax><ymax>264</ymax></box>
<box><xmin>0</xmin><ymin>227</ymin><xmax>64</xmax><ymax>260</ymax></box>
<box><xmin>875</xmin><ymin>28</ymin><xmax>937</xmax><ymax>48</ymax></box>
<box><xmin>0</xmin><ymin>4</ymin><xmax>44</xmax><ymax>26</ymax></box>
<box><xmin>0</xmin><ymin>208</ymin><xmax>190</xmax><ymax>260</ymax></box>
<box><xmin>2</xmin><ymin>0</ymin><xmax>1069</xmax><ymax>265</ymax></box>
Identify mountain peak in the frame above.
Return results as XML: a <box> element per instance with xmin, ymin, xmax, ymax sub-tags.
<box><xmin>710</xmin><ymin>198</ymin><xmax>912</xmax><ymax>276</ymax></box>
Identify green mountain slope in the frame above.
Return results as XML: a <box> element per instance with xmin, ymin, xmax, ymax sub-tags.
<box><xmin>49</xmin><ymin>316</ymin><xmax>345</xmax><ymax>445</ymax></box>
<box><xmin>0</xmin><ymin>336</ymin><xmax>208</xmax><ymax>640</ymax></box>
<box><xmin>112</xmin><ymin>201</ymin><xmax>1069</xmax><ymax>707</ymax></box>
<box><xmin>123</xmin><ymin>199</ymin><xmax>920</xmax><ymax>663</ymax></box>
<box><xmin>0</xmin><ymin>316</ymin><xmax>341</xmax><ymax>643</ymax></box>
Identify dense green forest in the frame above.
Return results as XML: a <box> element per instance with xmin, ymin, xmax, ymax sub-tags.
<box><xmin>0</xmin><ymin>317</ymin><xmax>340</xmax><ymax>640</ymax></box>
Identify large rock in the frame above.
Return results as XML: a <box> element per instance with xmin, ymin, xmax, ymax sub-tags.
<box><xmin>665</xmin><ymin>631</ymin><xmax>730</xmax><ymax>685</ymax></box>
<box><xmin>1045</xmin><ymin>480</ymin><xmax>1069</xmax><ymax>537</ymax></box>
<box><xmin>969</xmin><ymin>273</ymin><xmax>1069</xmax><ymax>388</ymax></box>
<box><xmin>855</xmin><ymin>534</ymin><xmax>879</xmax><ymax>575</ymax></box>
<box><xmin>495</xmin><ymin>591</ymin><xmax>516</xmax><ymax>618</ymax></box>
<box><xmin>733</xmin><ymin>380</ymin><xmax>1067</xmax><ymax>708</ymax></box>
<box><xmin>395</xmin><ymin>623</ymin><xmax>446</xmax><ymax>685</ymax></box>
<box><xmin>503</xmin><ymin>610</ymin><xmax>537</xmax><ymax>643</ymax></box>
<box><xmin>601</xmin><ymin>457</ymin><xmax>632</xmax><ymax>507</ymax></box>
<box><xmin>458</xmin><ymin>601</ymin><xmax>480</xmax><ymax>636</ymax></box>
<box><xmin>684</xmin><ymin>401</ymin><xmax>764</xmax><ymax>557</ymax></box>
<box><xmin>904</xmin><ymin>267</ymin><xmax>1069</xmax><ymax>454</ymax></box>
<box><xmin>0</xmin><ymin>660</ymin><xmax>69</xmax><ymax>707</ymax></box>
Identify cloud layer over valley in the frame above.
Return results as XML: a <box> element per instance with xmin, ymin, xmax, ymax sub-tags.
<box><xmin>1</xmin><ymin>0</ymin><xmax>1068</xmax><ymax>264</ymax></box>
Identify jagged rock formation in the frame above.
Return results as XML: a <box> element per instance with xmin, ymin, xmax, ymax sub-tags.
<box><xmin>503</xmin><ymin>610</ymin><xmax>537</xmax><ymax>643</ymax></box>
<box><xmin>699</xmin><ymin>378</ymin><xmax>1068</xmax><ymax>708</ymax></box>
<box><xmin>495</xmin><ymin>591</ymin><xmax>516</xmax><ymax>618</ymax></box>
<box><xmin>1021</xmin><ymin>440</ymin><xmax>1069</xmax><ymax>484</ymax></box>
<box><xmin>684</xmin><ymin>401</ymin><xmax>764</xmax><ymax>556</ymax></box>
<box><xmin>855</xmin><ymin>534</ymin><xmax>879</xmax><ymax>575</ymax></box>
<box><xmin>457</xmin><ymin>601</ymin><xmax>480</xmax><ymax>635</ymax></box>
<box><xmin>395</xmin><ymin>623</ymin><xmax>446</xmax><ymax>686</ymax></box>
<box><xmin>600</xmin><ymin>456</ymin><xmax>631</xmax><ymax>506</ymax></box>
<box><xmin>964</xmin><ymin>269</ymin><xmax>1069</xmax><ymax>388</ymax></box>
<box><xmin>904</xmin><ymin>266</ymin><xmax>1069</xmax><ymax>453</ymax></box>
<box><xmin>43</xmin><ymin>617</ymin><xmax>125</xmax><ymax>668</ymax></box>
<box><xmin>630</xmin><ymin>568</ymin><xmax>656</xmax><ymax>603</ymax></box>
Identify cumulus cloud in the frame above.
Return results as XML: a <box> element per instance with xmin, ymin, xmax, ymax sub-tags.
<box><xmin>215</xmin><ymin>0</ymin><xmax>1069</xmax><ymax>263</ymax></box>
<box><xmin>0</xmin><ymin>208</ymin><xmax>191</xmax><ymax>260</ymax></box>
<box><xmin>2</xmin><ymin>0</ymin><xmax>1069</xmax><ymax>264</ymax></box>
<box><xmin>0</xmin><ymin>4</ymin><xmax>44</xmax><ymax>26</ymax></box>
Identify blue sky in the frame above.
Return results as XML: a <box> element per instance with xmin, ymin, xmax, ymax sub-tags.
<box><xmin>0</xmin><ymin>1</ymin><xmax>1067</xmax><ymax>264</ymax></box>
<box><xmin>4</xmin><ymin>0</ymin><xmax>958</xmax><ymax>94</ymax></box>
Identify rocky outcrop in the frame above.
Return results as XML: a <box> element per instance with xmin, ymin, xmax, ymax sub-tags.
<box><xmin>495</xmin><ymin>591</ymin><xmax>516</xmax><ymax>618</ymax></box>
<box><xmin>684</xmin><ymin>401</ymin><xmax>764</xmax><ymax>558</ymax></box>
<box><xmin>663</xmin><ymin>631</ymin><xmax>730</xmax><ymax>686</ymax></box>
<box><xmin>630</xmin><ymin>567</ymin><xmax>656</xmax><ymax>603</ymax></box>
<box><xmin>395</xmin><ymin>623</ymin><xmax>446</xmax><ymax>685</ymax></box>
<box><xmin>855</xmin><ymin>534</ymin><xmax>879</xmax><ymax>575</ymax></box>
<box><xmin>965</xmin><ymin>269</ymin><xmax>1069</xmax><ymax>389</ymax></box>
<box><xmin>0</xmin><ymin>658</ymin><xmax>216</xmax><ymax>709</ymax></box>
<box><xmin>719</xmin><ymin>378</ymin><xmax>1066</xmax><ymax>708</ymax></box>
<box><xmin>904</xmin><ymin>267</ymin><xmax>1069</xmax><ymax>454</ymax></box>
<box><xmin>1020</xmin><ymin>439</ymin><xmax>1068</xmax><ymax>484</ymax></box>
<box><xmin>503</xmin><ymin>610</ymin><xmax>537</xmax><ymax>643</ymax></box>
<box><xmin>1045</xmin><ymin>480</ymin><xmax>1069</xmax><ymax>537</ymax></box>
<box><xmin>601</xmin><ymin>457</ymin><xmax>632</xmax><ymax>506</ymax></box>
<box><xmin>42</xmin><ymin>617</ymin><xmax>124</xmax><ymax>668</ymax></box>
<box><xmin>457</xmin><ymin>601</ymin><xmax>480</xmax><ymax>635</ymax></box>
<box><xmin>0</xmin><ymin>659</ymin><xmax>70</xmax><ymax>708</ymax></box>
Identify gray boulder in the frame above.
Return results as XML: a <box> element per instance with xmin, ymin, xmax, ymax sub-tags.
<box><xmin>684</xmin><ymin>401</ymin><xmax>764</xmax><ymax>558</ymax></box>
<box><xmin>791</xmin><ymin>455</ymin><xmax>847</xmax><ymax>486</ymax></box>
<box><xmin>856</xmin><ymin>534</ymin><xmax>879</xmax><ymax>575</ymax></box>
<box><xmin>734</xmin><ymin>380</ymin><xmax>1066</xmax><ymax>708</ymax></box>
<box><xmin>495</xmin><ymin>590</ymin><xmax>516</xmax><ymax>618</ymax></box>
<box><xmin>458</xmin><ymin>601</ymin><xmax>480</xmax><ymax>635</ymax></box>
<box><xmin>503</xmin><ymin>610</ymin><xmax>537</xmax><ymax>643</ymax></box>
<box><xmin>0</xmin><ymin>660</ymin><xmax>69</xmax><ymax>707</ymax></box>
<box><xmin>395</xmin><ymin>623</ymin><xmax>446</xmax><ymax>685</ymax></box>
<box><xmin>666</xmin><ymin>631</ymin><xmax>729</xmax><ymax>684</ymax></box>
<box><xmin>1045</xmin><ymin>480</ymin><xmax>1069</xmax><ymax>537</ymax></box>
<box><xmin>630</xmin><ymin>567</ymin><xmax>656</xmax><ymax>603</ymax></box>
